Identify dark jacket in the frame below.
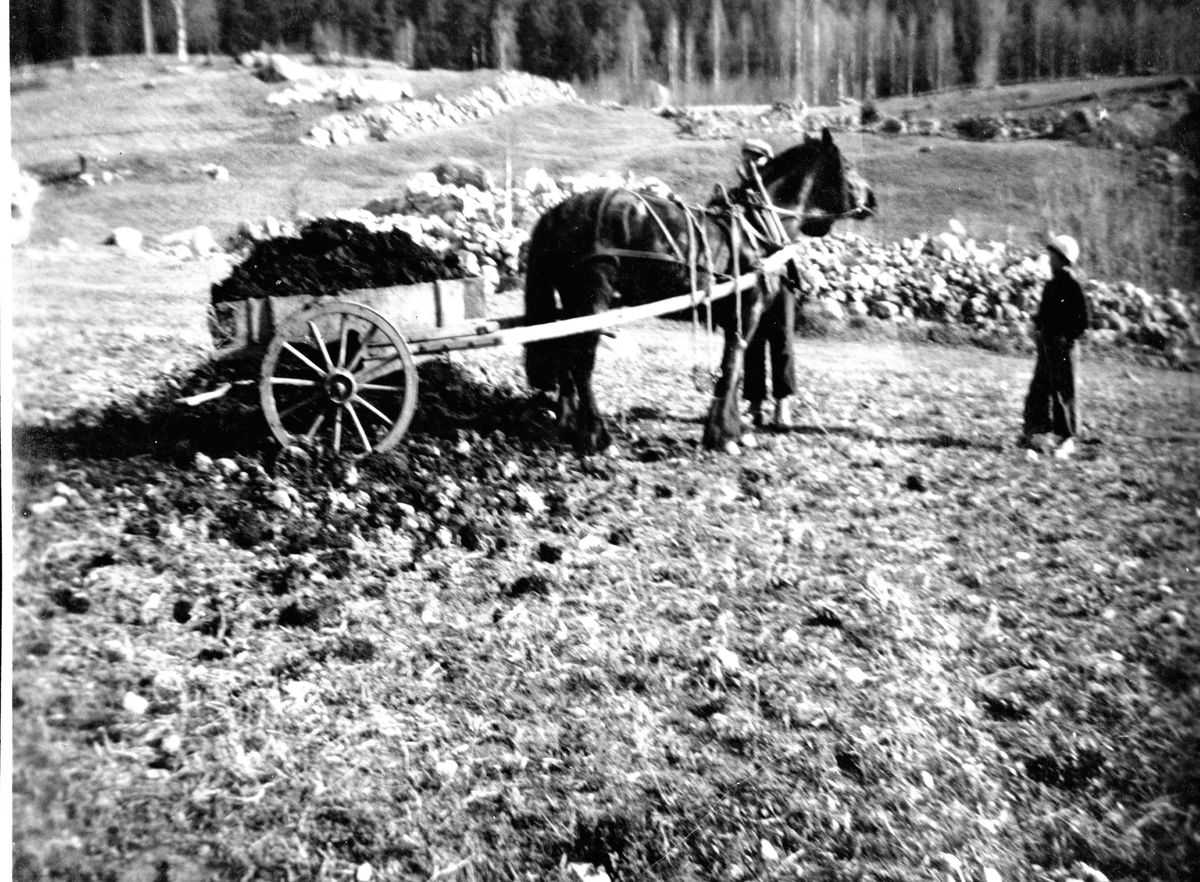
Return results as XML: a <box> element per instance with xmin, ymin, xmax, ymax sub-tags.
<box><xmin>1035</xmin><ymin>269</ymin><xmax>1089</xmax><ymax>343</ymax></box>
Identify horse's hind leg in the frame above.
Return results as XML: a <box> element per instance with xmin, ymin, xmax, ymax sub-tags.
<box><xmin>559</xmin><ymin>259</ymin><xmax>617</xmax><ymax>453</ymax></box>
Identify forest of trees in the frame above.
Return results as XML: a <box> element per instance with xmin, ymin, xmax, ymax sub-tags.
<box><xmin>11</xmin><ymin>0</ymin><xmax>1200</xmax><ymax>103</ymax></box>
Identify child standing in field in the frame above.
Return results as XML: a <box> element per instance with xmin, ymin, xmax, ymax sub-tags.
<box><xmin>739</xmin><ymin>139</ymin><xmax>796</xmax><ymax>429</ymax></box>
<box><xmin>1022</xmin><ymin>234</ymin><xmax>1090</xmax><ymax>458</ymax></box>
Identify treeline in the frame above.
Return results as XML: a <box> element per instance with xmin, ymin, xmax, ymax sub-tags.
<box><xmin>12</xmin><ymin>1</ymin><xmax>1200</xmax><ymax>102</ymax></box>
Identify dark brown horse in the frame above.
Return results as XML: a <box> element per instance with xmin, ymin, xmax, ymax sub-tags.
<box><xmin>523</xmin><ymin>128</ymin><xmax>875</xmax><ymax>453</ymax></box>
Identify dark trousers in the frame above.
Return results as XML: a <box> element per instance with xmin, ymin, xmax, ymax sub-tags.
<box><xmin>744</xmin><ymin>286</ymin><xmax>796</xmax><ymax>403</ymax></box>
<box><xmin>1023</xmin><ymin>334</ymin><xmax>1080</xmax><ymax>439</ymax></box>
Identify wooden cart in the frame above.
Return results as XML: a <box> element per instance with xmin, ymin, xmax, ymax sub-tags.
<box><xmin>205</xmin><ymin>242</ymin><xmax>805</xmax><ymax>458</ymax></box>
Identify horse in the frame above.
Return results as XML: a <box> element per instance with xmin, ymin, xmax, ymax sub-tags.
<box><xmin>523</xmin><ymin>128</ymin><xmax>876</xmax><ymax>454</ymax></box>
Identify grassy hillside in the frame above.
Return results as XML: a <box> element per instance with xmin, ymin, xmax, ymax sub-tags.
<box><xmin>11</xmin><ymin>59</ymin><xmax>1196</xmax><ymax>293</ymax></box>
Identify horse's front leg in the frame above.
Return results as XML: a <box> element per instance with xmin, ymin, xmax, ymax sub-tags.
<box><xmin>702</xmin><ymin>330</ymin><xmax>748</xmax><ymax>453</ymax></box>
<box><xmin>569</xmin><ymin>332</ymin><xmax>611</xmax><ymax>453</ymax></box>
<box><xmin>703</xmin><ymin>280</ymin><xmax>771</xmax><ymax>453</ymax></box>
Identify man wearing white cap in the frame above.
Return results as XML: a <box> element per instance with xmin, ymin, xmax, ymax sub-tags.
<box><xmin>1022</xmin><ymin>234</ymin><xmax>1090</xmax><ymax>457</ymax></box>
<box><xmin>739</xmin><ymin>139</ymin><xmax>797</xmax><ymax>429</ymax></box>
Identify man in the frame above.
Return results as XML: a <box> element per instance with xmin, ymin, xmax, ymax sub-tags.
<box><xmin>1022</xmin><ymin>234</ymin><xmax>1090</xmax><ymax>458</ymax></box>
<box><xmin>739</xmin><ymin>139</ymin><xmax>796</xmax><ymax>429</ymax></box>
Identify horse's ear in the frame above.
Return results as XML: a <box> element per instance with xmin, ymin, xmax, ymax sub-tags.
<box><xmin>821</xmin><ymin>127</ymin><xmax>834</xmax><ymax>146</ymax></box>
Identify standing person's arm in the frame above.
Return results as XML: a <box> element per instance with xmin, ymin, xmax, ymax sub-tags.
<box><xmin>1064</xmin><ymin>276</ymin><xmax>1089</xmax><ymax>342</ymax></box>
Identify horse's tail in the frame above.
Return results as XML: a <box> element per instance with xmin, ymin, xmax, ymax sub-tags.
<box><xmin>524</xmin><ymin>207</ymin><xmax>561</xmax><ymax>394</ymax></box>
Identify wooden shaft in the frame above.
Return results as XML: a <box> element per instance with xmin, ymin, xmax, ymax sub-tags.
<box><xmin>410</xmin><ymin>242</ymin><xmax>804</xmax><ymax>357</ymax></box>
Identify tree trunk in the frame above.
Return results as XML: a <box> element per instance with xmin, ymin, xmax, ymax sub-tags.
<box><xmin>1034</xmin><ymin>7</ymin><xmax>1043</xmax><ymax>79</ymax></box>
<box><xmin>905</xmin><ymin>13</ymin><xmax>914</xmax><ymax>97</ymax></box>
<box><xmin>684</xmin><ymin>17</ymin><xmax>695</xmax><ymax>101</ymax></box>
<box><xmin>973</xmin><ymin>0</ymin><xmax>1004</xmax><ymax>88</ymax></box>
<box><xmin>863</xmin><ymin>2</ymin><xmax>877</xmax><ymax>101</ymax></box>
<box><xmin>1051</xmin><ymin>21</ymin><xmax>1060</xmax><ymax>78</ymax></box>
<box><xmin>174</xmin><ymin>0</ymin><xmax>188</xmax><ymax>62</ymax></box>
<box><xmin>1132</xmin><ymin>1</ymin><xmax>1145</xmax><ymax>73</ymax></box>
<box><xmin>142</xmin><ymin>0</ymin><xmax>154</xmax><ymax>57</ymax></box>
<box><xmin>740</xmin><ymin>11</ymin><xmax>750</xmax><ymax>79</ymax></box>
<box><xmin>810</xmin><ymin>0</ymin><xmax>820</xmax><ymax>104</ymax></box>
<box><xmin>72</xmin><ymin>0</ymin><xmax>89</xmax><ymax>56</ymax></box>
<box><xmin>666</xmin><ymin>11</ymin><xmax>680</xmax><ymax>97</ymax></box>
<box><xmin>1015</xmin><ymin>19</ymin><xmax>1024</xmax><ymax>82</ymax></box>
<box><xmin>933</xmin><ymin>3</ymin><xmax>945</xmax><ymax>90</ymax></box>
<box><xmin>888</xmin><ymin>15</ymin><xmax>897</xmax><ymax>97</ymax></box>
<box><xmin>793</xmin><ymin>0</ymin><xmax>804</xmax><ymax>102</ymax></box>
<box><xmin>847</xmin><ymin>20</ymin><xmax>855</xmax><ymax>99</ymax></box>
<box><xmin>710</xmin><ymin>0</ymin><xmax>721</xmax><ymax>92</ymax></box>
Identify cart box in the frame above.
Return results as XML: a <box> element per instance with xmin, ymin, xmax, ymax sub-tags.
<box><xmin>209</xmin><ymin>277</ymin><xmax>488</xmax><ymax>352</ymax></box>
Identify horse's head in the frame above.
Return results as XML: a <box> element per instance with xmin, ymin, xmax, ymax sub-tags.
<box><xmin>759</xmin><ymin>128</ymin><xmax>876</xmax><ymax>238</ymax></box>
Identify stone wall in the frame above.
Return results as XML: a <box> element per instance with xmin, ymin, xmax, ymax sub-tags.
<box><xmin>305</xmin><ymin>72</ymin><xmax>578</xmax><ymax>148</ymax></box>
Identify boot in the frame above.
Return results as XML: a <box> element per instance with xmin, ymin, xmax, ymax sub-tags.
<box><xmin>749</xmin><ymin>401</ymin><xmax>766</xmax><ymax>428</ymax></box>
<box><xmin>773</xmin><ymin>397</ymin><xmax>793</xmax><ymax>429</ymax></box>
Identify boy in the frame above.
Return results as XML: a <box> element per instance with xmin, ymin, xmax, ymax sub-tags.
<box><xmin>1022</xmin><ymin>234</ymin><xmax>1090</xmax><ymax>458</ymax></box>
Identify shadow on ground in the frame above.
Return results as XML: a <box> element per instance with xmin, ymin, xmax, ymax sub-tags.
<box><xmin>12</xmin><ymin>359</ymin><xmax>560</xmax><ymax>465</ymax></box>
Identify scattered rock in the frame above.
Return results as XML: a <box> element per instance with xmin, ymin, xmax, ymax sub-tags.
<box><xmin>122</xmin><ymin>691</ymin><xmax>150</xmax><ymax>715</ymax></box>
<box><xmin>107</xmin><ymin>226</ymin><xmax>143</xmax><ymax>252</ymax></box>
<box><xmin>431</xmin><ymin>158</ymin><xmax>494</xmax><ymax>191</ymax></box>
<box><xmin>244</xmin><ymin>52</ymin><xmax>318</xmax><ymax>84</ymax></box>
<box><xmin>200</xmin><ymin>163</ymin><xmax>229</xmax><ymax>182</ymax></box>
<box><xmin>505</xmin><ymin>573</ymin><xmax>553</xmax><ymax>599</ymax></box>
<box><xmin>905</xmin><ymin>473</ymin><xmax>928</xmax><ymax>492</ymax></box>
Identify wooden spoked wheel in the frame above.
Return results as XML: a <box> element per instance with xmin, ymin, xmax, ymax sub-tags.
<box><xmin>260</xmin><ymin>301</ymin><xmax>418</xmax><ymax>457</ymax></box>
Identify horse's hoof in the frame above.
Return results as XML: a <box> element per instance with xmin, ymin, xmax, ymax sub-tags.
<box><xmin>722</xmin><ymin>440</ymin><xmax>741</xmax><ymax>456</ymax></box>
<box><xmin>740</xmin><ymin>433</ymin><xmax>758</xmax><ymax>449</ymax></box>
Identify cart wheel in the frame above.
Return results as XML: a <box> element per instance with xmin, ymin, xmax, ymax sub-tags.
<box><xmin>260</xmin><ymin>301</ymin><xmax>418</xmax><ymax>457</ymax></box>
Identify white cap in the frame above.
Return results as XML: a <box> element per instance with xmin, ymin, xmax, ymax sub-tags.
<box><xmin>1047</xmin><ymin>234</ymin><xmax>1079</xmax><ymax>265</ymax></box>
<box><xmin>741</xmin><ymin>138</ymin><xmax>773</xmax><ymax>160</ymax></box>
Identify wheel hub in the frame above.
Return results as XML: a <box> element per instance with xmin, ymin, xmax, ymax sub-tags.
<box><xmin>325</xmin><ymin>369</ymin><xmax>356</xmax><ymax>404</ymax></box>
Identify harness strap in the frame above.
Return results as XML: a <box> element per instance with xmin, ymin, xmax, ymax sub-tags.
<box><xmin>577</xmin><ymin>248</ymin><xmax>688</xmax><ymax>265</ymax></box>
<box><xmin>627</xmin><ymin>189</ymin><xmax>687</xmax><ymax>263</ymax></box>
<box><xmin>732</xmin><ymin>205</ymin><xmax>744</xmax><ymax>346</ymax></box>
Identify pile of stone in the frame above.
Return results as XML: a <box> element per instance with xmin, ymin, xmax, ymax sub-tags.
<box><xmin>789</xmin><ymin>224</ymin><xmax>1198</xmax><ymax>360</ymax></box>
<box><xmin>239</xmin><ymin>51</ymin><xmax>320</xmax><ymax>84</ymax></box>
<box><xmin>663</xmin><ymin>101</ymin><xmax>1109</xmax><ymax>143</ymax></box>
<box><xmin>662</xmin><ymin>80</ymin><xmax>1199</xmax><ymax>162</ymax></box>
<box><xmin>305</xmin><ymin>72</ymin><xmax>578</xmax><ymax>148</ymax></box>
<box><xmin>267</xmin><ymin>75</ymin><xmax>414</xmax><ymax>108</ymax></box>
<box><xmin>663</xmin><ymin>101</ymin><xmax>863</xmax><ymax>140</ymax></box>
<box><xmin>222</xmin><ymin>165</ymin><xmax>1196</xmax><ymax>364</ymax></box>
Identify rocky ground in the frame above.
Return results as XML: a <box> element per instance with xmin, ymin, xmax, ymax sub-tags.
<box><xmin>11</xmin><ymin>319</ymin><xmax>1200</xmax><ymax>882</ymax></box>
